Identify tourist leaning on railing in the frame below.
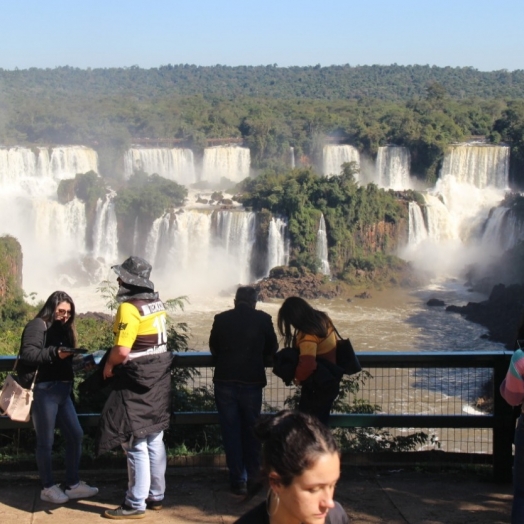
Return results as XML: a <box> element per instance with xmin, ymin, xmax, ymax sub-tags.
<box><xmin>500</xmin><ymin>346</ymin><xmax>524</xmax><ymax>524</ymax></box>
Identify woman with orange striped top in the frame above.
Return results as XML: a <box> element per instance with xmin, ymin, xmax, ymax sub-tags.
<box><xmin>277</xmin><ymin>297</ymin><xmax>340</xmax><ymax>426</ymax></box>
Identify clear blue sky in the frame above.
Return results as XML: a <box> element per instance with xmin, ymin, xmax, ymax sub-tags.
<box><xmin>1</xmin><ymin>0</ymin><xmax>522</xmax><ymax>72</ymax></box>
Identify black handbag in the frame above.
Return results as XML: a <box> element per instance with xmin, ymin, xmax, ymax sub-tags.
<box><xmin>333</xmin><ymin>325</ymin><xmax>361</xmax><ymax>376</ymax></box>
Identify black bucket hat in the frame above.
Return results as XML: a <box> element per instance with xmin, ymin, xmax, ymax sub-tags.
<box><xmin>112</xmin><ymin>256</ymin><xmax>154</xmax><ymax>290</ymax></box>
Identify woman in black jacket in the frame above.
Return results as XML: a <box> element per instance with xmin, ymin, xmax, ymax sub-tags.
<box><xmin>18</xmin><ymin>290</ymin><xmax>98</xmax><ymax>504</ymax></box>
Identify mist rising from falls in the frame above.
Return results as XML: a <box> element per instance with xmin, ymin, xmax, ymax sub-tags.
<box><xmin>322</xmin><ymin>145</ymin><xmax>360</xmax><ymax>179</ymax></box>
<box><xmin>403</xmin><ymin>145</ymin><xmax>512</xmax><ymax>278</ymax></box>
<box><xmin>202</xmin><ymin>145</ymin><xmax>251</xmax><ymax>184</ymax></box>
<box><xmin>0</xmin><ymin>146</ymin><xmax>101</xmax><ymax>293</ymax></box>
<box><xmin>124</xmin><ymin>148</ymin><xmax>196</xmax><ymax>185</ymax></box>
<box><xmin>143</xmin><ymin>209</ymin><xmax>268</xmax><ymax>296</ymax></box>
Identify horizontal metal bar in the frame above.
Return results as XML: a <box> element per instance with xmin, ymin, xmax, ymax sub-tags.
<box><xmin>0</xmin><ymin>412</ymin><xmax>498</xmax><ymax>430</ymax></box>
<box><xmin>0</xmin><ymin>350</ymin><xmax>513</xmax><ymax>372</ymax></box>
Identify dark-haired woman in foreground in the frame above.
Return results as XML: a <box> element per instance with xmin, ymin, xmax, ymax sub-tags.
<box><xmin>18</xmin><ymin>291</ymin><xmax>98</xmax><ymax>504</ymax></box>
<box><xmin>277</xmin><ymin>296</ymin><xmax>339</xmax><ymax>425</ymax></box>
<box><xmin>234</xmin><ymin>410</ymin><xmax>348</xmax><ymax>524</ymax></box>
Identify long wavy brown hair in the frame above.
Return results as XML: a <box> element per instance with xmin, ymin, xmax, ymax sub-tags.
<box><xmin>277</xmin><ymin>296</ymin><xmax>332</xmax><ymax>348</ymax></box>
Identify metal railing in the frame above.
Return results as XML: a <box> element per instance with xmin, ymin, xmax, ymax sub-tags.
<box><xmin>0</xmin><ymin>350</ymin><xmax>515</xmax><ymax>482</ymax></box>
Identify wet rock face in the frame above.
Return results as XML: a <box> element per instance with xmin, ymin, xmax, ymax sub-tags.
<box><xmin>254</xmin><ymin>268</ymin><xmax>342</xmax><ymax>301</ymax></box>
<box><xmin>427</xmin><ymin>298</ymin><xmax>445</xmax><ymax>307</ymax></box>
<box><xmin>445</xmin><ymin>283</ymin><xmax>524</xmax><ymax>347</ymax></box>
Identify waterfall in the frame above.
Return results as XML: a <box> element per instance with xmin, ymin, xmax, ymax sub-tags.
<box><xmin>124</xmin><ymin>148</ymin><xmax>196</xmax><ymax>186</ymax></box>
<box><xmin>267</xmin><ymin>217</ymin><xmax>289</xmax><ymax>273</ymax></box>
<box><xmin>92</xmin><ymin>193</ymin><xmax>119</xmax><ymax>263</ymax></box>
<box><xmin>376</xmin><ymin>146</ymin><xmax>411</xmax><ymax>190</ymax></box>
<box><xmin>0</xmin><ymin>146</ymin><xmax>98</xmax><ymax>194</ymax></box>
<box><xmin>142</xmin><ymin>209</ymin><xmax>268</xmax><ymax>295</ymax></box>
<box><xmin>48</xmin><ymin>146</ymin><xmax>99</xmax><ymax>180</ymax></box>
<box><xmin>201</xmin><ymin>145</ymin><xmax>251</xmax><ymax>184</ymax></box>
<box><xmin>0</xmin><ymin>145</ymin><xmax>102</xmax><ymax>292</ymax></box>
<box><xmin>290</xmin><ymin>147</ymin><xmax>295</xmax><ymax>168</ymax></box>
<box><xmin>481</xmin><ymin>207</ymin><xmax>524</xmax><ymax>252</ymax></box>
<box><xmin>401</xmin><ymin>155</ymin><xmax>507</xmax><ymax>278</ymax></box>
<box><xmin>316</xmin><ymin>214</ymin><xmax>330</xmax><ymax>275</ymax></box>
<box><xmin>322</xmin><ymin>145</ymin><xmax>360</xmax><ymax>179</ymax></box>
<box><xmin>408</xmin><ymin>202</ymin><xmax>428</xmax><ymax>245</ymax></box>
<box><xmin>440</xmin><ymin>145</ymin><xmax>509</xmax><ymax>189</ymax></box>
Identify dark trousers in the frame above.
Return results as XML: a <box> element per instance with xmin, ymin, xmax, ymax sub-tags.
<box><xmin>298</xmin><ymin>383</ymin><xmax>338</xmax><ymax>426</ymax></box>
<box><xmin>214</xmin><ymin>382</ymin><xmax>263</xmax><ymax>486</ymax></box>
<box><xmin>512</xmin><ymin>414</ymin><xmax>524</xmax><ymax>523</ymax></box>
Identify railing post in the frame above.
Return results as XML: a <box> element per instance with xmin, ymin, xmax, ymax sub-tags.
<box><xmin>493</xmin><ymin>353</ymin><xmax>515</xmax><ymax>483</ymax></box>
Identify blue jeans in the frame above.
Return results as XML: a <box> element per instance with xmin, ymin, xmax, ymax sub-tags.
<box><xmin>32</xmin><ymin>381</ymin><xmax>83</xmax><ymax>489</ymax></box>
<box><xmin>214</xmin><ymin>382</ymin><xmax>263</xmax><ymax>486</ymax></box>
<box><xmin>121</xmin><ymin>431</ymin><xmax>166</xmax><ymax>511</ymax></box>
<box><xmin>513</xmin><ymin>414</ymin><xmax>524</xmax><ymax>523</ymax></box>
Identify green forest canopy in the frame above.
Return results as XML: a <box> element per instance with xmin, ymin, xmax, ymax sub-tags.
<box><xmin>1</xmin><ymin>64</ymin><xmax>524</xmax><ymax>183</ymax></box>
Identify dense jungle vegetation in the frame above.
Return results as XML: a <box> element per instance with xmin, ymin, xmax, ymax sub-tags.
<box><xmin>1</xmin><ymin>64</ymin><xmax>524</xmax><ymax>100</ymax></box>
<box><xmin>1</xmin><ymin>65</ymin><xmax>524</xmax><ymax>182</ymax></box>
<box><xmin>240</xmin><ymin>162</ymin><xmax>408</xmax><ymax>282</ymax></box>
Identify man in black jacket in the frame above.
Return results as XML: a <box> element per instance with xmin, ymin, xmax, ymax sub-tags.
<box><xmin>209</xmin><ymin>286</ymin><xmax>278</xmax><ymax>496</ymax></box>
<box><xmin>100</xmin><ymin>256</ymin><xmax>173</xmax><ymax>519</ymax></box>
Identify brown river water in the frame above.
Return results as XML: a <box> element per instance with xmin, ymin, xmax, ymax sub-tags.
<box><xmin>75</xmin><ymin>280</ymin><xmax>505</xmax><ymax>454</ymax></box>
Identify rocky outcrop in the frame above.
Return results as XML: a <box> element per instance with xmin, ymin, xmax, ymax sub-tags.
<box><xmin>445</xmin><ymin>283</ymin><xmax>524</xmax><ymax>347</ymax></box>
<box><xmin>427</xmin><ymin>298</ymin><xmax>445</xmax><ymax>307</ymax></box>
<box><xmin>254</xmin><ymin>267</ymin><xmax>344</xmax><ymax>301</ymax></box>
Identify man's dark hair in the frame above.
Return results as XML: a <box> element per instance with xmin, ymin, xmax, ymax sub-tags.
<box><xmin>235</xmin><ymin>286</ymin><xmax>258</xmax><ymax>306</ymax></box>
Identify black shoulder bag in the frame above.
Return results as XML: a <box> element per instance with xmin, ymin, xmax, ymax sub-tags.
<box><xmin>333</xmin><ymin>325</ymin><xmax>361</xmax><ymax>376</ymax></box>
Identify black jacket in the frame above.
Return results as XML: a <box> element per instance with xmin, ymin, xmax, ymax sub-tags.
<box><xmin>95</xmin><ymin>350</ymin><xmax>173</xmax><ymax>456</ymax></box>
<box><xmin>209</xmin><ymin>303</ymin><xmax>278</xmax><ymax>386</ymax></box>
<box><xmin>273</xmin><ymin>346</ymin><xmax>344</xmax><ymax>394</ymax></box>
<box><xmin>17</xmin><ymin>318</ymin><xmax>75</xmax><ymax>388</ymax></box>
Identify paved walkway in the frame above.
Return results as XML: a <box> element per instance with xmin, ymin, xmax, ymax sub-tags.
<box><xmin>0</xmin><ymin>467</ymin><xmax>514</xmax><ymax>523</ymax></box>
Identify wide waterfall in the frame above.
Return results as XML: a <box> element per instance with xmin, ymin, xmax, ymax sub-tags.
<box><xmin>403</xmin><ymin>145</ymin><xmax>512</xmax><ymax>277</ymax></box>
<box><xmin>124</xmin><ymin>148</ymin><xmax>196</xmax><ymax>185</ymax></box>
<box><xmin>0</xmin><ymin>146</ymin><xmax>101</xmax><ymax>292</ymax></box>
<box><xmin>142</xmin><ymin>209</ymin><xmax>278</xmax><ymax>296</ymax></box>
<box><xmin>375</xmin><ymin>146</ymin><xmax>411</xmax><ymax>190</ymax></box>
<box><xmin>201</xmin><ymin>145</ymin><xmax>251</xmax><ymax>185</ymax></box>
<box><xmin>322</xmin><ymin>145</ymin><xmax>360</xmax><ymax>179</ymax></box>
<box><xmin>316</xmin><ymin>214</ymin><xmax>330</xmax><ymax>275</ymax></box>
<box><xmin>440</xmin><ymin>144</ymin><xmax>509</xmax><ymax>189</ymax></box>
<box><xmin>0</xmin><ymin>146</ymin><xmax>98</xmax><ymax>192</ymax></box>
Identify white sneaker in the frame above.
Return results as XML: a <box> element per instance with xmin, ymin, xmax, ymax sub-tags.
<box><xmin>65</xmin><ymin>480</ymin><xmax>99</xmax><ymax>499</ymax></box>
<box><xmin>41</xmin><ymin>484</ymin><xmax>69</xmax><ymax>504</ymax></box>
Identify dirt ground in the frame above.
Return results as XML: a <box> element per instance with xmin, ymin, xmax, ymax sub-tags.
<box><xmin>0</xmin><ymin>466</ymin><xmax>514</xmax><ymax>523</ymax></box>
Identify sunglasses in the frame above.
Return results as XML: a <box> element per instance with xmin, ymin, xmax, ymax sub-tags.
<box><xmin>57</xmin><ymin>308</ymin><xmax>72</xmax><ymax>317</ymax></box>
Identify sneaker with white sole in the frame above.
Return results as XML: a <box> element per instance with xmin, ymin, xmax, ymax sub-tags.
<box><xmin>104</xmin><ymin>504</ymin><xmax>146</xmax><ymax>519</ymax></box>
<box><xmin>41</xmin><ymin>484</ymin><xmax>69</xmax><ymax>504</ymax></box>
<box><xmin>65</xmin><ymin>480</ymin><xmax>99</xmax><ymax>499</ymax></box>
